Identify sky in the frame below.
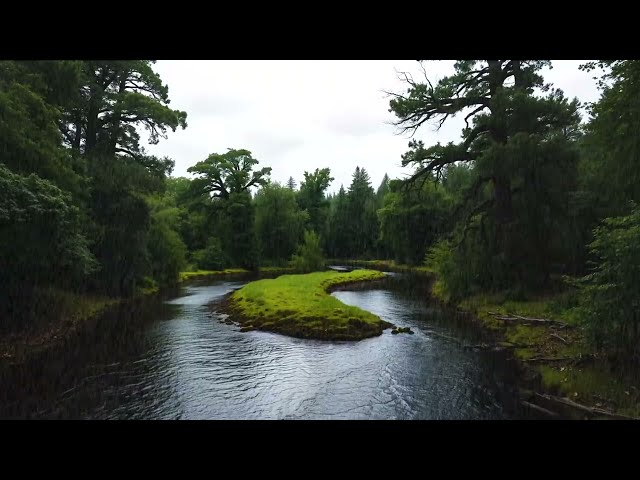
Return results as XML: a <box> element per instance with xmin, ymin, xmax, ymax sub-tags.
<box><xmin>143</xmin><ymin>60</ymin><xmax>601</xmax><ymax>194</ymax></box>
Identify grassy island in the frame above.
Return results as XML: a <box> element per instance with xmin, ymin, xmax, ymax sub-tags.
<box><xmin>220</xmin><ymin>270</ymin><xmax>391</xmax><ymax>340</ymax></box>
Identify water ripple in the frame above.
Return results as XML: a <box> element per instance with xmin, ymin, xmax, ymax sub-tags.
<box><xmin>3</xmin><ymin>278</ymin><xmax>523</xmax><ymax>419</ymax></box>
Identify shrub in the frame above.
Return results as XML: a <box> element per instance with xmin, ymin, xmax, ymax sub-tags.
<box><xmin>192</xmin><ymin>237</ymin><xmax>228</xmax><ymax>271</ymax></box>
<box><xmin>290</xmin><ymin>230</ymin><xmax>325</xmax><ymax>273</ymax></box>
<box><xmin>574</xmin><ymin>203</ymin><xmax>640</xmax><ymax>359</ymax></box>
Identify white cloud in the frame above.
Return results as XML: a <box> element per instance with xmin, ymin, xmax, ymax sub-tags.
<box><xmin>144</xmin><ymin>60</ymin><xmax>601</xmax><ymax>193</ymax></box>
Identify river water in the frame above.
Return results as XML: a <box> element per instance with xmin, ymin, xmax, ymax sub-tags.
<box><xmin>0</xmin><ymin>274</ymin><xmax>534</xmax><ymax>419</ymax></box>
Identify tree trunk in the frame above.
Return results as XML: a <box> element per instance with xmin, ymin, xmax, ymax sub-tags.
<box><xmin>85</xmin><ymin>94</ymin><xmax>99</xmax><ymax>154</ymax></box>
<box><xmin>72</xmin><ymin>111</ymin><xmax>82</xmax><ymax>151</ymax></box>
<box><xmin>108</xmin><ymin>71</ymin><xmax>128</xmax><ymax>156</ymax></box>
<box><xmin>487</xmin><ymin>61</ymin><xmax>515</xmax><ymax>265</ymax></box>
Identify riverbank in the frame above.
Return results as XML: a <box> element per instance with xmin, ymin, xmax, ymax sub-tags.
<box><xmin>430</xmin><ymin>282</ymin><xmax>640</xmax><ymax>419</ymax></box>
<box><xmin>1</xmin><ymin>267</ymin><xmax>264</xmax><ymax>367</ymax></box>
<box><xmin>0</xmin><ymin>288</ymin><xmax>120</xmax><ymax>365</ymax></box>
<box><xmin>179</xmin><ymin>266</ymin><xmax>296</xmax><ymax>282</ymax></box>
<box><xmin>218</xmin><ymin>270</ymin><xmax>392</xmax><ymax>340</ymax></box>
<box><xmin>327</xmin><ymin>259</ymin><xmax>433</xmax><ymax>277</ymax></box>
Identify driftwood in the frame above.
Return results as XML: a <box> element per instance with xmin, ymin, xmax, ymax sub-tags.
<box><xmin>534</xmin><ymin>393</ymin><xmax>637</xmax><ymax>420</ymax></box>
<box><xmin>549</xmin><ymin>333</ymin><xmax>568</xmax><ymax>344</ymax></box>
<box><xmin>521</xmin><ymin>400</ymin><xmax>559</xmax><ymax>417</ymax></box>
<box><xmin>524</xmin><ymin>356</ymin><xmax>572</xmax><ymax>363</ymax></box>
<box><xmin>488</xmin><ymin>311</ymin><xmax>573</xmax><ymax>329</ymax></box>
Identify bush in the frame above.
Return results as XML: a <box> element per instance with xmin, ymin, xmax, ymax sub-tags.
<box><xmin>574</xmin><ymin>203</ymin><xmax>640</xmax><ymax>359</ymax></box>
<box><xmin>192</xmin><ymin>237</ymin><xmax>228</xmax><ymax>271</ymax></box>
<box><xmin>425</xmin><ymin>239</ymin><xmax>473</xmax><ymax>301</ymax></box>
<box><xmin>147</xmin><ymin>220</ymin><xmax>187</xmax><ymax>288</ymax></box>
<box><xmin>290</xmin><ymin>230</ymin><xmax>325</xmax><ymax>273</ymax></box>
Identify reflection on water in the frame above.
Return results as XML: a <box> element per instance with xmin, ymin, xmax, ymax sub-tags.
<box><xmin>0</xmin><ymin>275</ymin><xmax>528</xmax><ymax>419</ymax></box>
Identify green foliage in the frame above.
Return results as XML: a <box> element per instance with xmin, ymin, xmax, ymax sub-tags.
<box><xmin>192</xmin><ymin>237</ymin><xmax>228</xmax><ymax>271</ymax></box>
<box><xmin>580</xmin><ymin>61</ymin><xmax>640</xmax><ymax>216</ymax></box>
<box><xmin>188</xmin><ymin>149</ymin><xmax>271</xmax><ymax>199</ymax></box>
<box><xmin>223</xmin><ymin>191</ymin><xmax>259</xmax><ymax>270</ymax></box>
<box><xmin>325</xmin><ymin>185</ymin><xmax>351</xmax><ymax>258</ymax></box>
<box><xmin>146</xmin><ymin>197</ymin><xmax>188</xmax><ymax>288</ymax></box>
<box><xmin>346</xmin><ymin>167</ymin><xmax>379</xmax><ymax>257</ymax></box>
<box><xmin>254</xmin><ymin>182</ymin><xmax>307</xmax><ymax>264</ymax></box>
<box><xmin>424</xmin><ymin>240</ymin><xmax>472</xmax><ymax>301</ymax></box>
<box><xmin>291</xmin><ymin>230</ymin><xmax>325</xmax><ymax>273</ymax></box>
<box><xmin>389</xmin><ymin>60</ymin><xmax>582</xmax><ymax>292</ymax></box>
<box><xmin>574</xmin><ymin>204</ymin><xmax>640</xmax><ymax>359</ymax></box>
<box><xmin>186</xmin><ymin>149</ymin><xmax>270</xmax><ymax>271</ymax></box>
<box><xmin>0</xmin><ymin>165</ymin><xmax>98</xmax><ymax>322</ymax></box>
<box><xmin>379</xmin><ymin>177</ymin><xmax>452</xmax><ymax>264</ymax></box>
<box><xmin>297</xmin><ymin>167</ymin><xmax>334</xmax><ymax>234</ymax></box>
<box><xmin>75</xmin><ymin>61</ymin><xmax>187</xmax><ymax>158</ymax></box>
<box><xmin>0</xmin><ymin>62</ymin><xmax>85</xmax><ymax>195</ymax></box>
<box><xmin>376</xmin><ymin>173</ymin><xmax>391</xmax><ymax>207</ymax></box>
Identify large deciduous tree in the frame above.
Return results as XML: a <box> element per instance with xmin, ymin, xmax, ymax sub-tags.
<box><xmin>188</xmin><ymin>149</ymin><xmax>271</xmax><ymax>270</ymax></box>
<box><xmin>187</xmin><ymin>149</ymin><xmax>271</xmax><ymax>199</ymax></box>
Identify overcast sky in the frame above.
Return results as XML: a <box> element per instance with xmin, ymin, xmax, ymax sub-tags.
<box><xmin>144</xmin><ymin>60</ymin><xmax>601</xmax><ymax>194</ymax></box>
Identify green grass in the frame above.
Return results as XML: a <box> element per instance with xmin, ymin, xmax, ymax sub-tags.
<box><xmin>259</xmin><ymin>266</ymin><xmax>296</xmax><ymax>274</ymax></box>
<box><xmin>179</xmin><ymin>268</ymin><xmax>250</xmax><ymax>282</ymax></box>
<box><xmin>179</xmin><ymin>266</ymin><xmax>298</xmax><ymax>283</ymax></box>
<box><xmin>226</xmin><ymin>269</ymin><xmax>390</xmax><ymax>340</ymax></box>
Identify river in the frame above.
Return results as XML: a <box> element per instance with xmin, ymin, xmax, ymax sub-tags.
<box><xmin>0</xmin><ymin>273</ymin><xmax>536</xmax><ymax>419</ymax></box>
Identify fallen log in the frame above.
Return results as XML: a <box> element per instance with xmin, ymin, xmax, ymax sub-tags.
<box><xmin>534</xmin><ymin>393</ymin><xmax>637</xmax><ymax>420</ymax></box>
<box><xmin>489</xmin><ymin>312</ymin><xmax>573</xmax><ymax>328</ymax></box>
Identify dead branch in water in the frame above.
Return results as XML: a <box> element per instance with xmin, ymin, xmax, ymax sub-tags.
<box><xmin>521</xmin><ymin>400</ymin><xmax>559</xmax><ymax>417</ymax></box>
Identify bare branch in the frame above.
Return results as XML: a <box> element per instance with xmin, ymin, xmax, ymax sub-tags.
<box><xmin>464</xmin><ymin>105</ymin><xmax>486</xmax><ymax>129</ymax></box>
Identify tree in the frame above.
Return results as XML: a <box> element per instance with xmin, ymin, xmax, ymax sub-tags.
<box><xmin>298</xmin><ymin>167</ymin><xmax>334</xmax><ymax>234</ymax></box>
<box><xmin>0</xmin><ymin>61</ymin><xmax>85</xmax><ymax>195</ymax></box>
<box><xmin>146</xmin><ymin>187</ymin><xmax>188</xmax><ymax>288</ymax></box>
<box><xmin>378</xmin><ymin>177</ymin><xmax>452</xmax><ymax>264</ymax></box>
<box><xmin>287</xmin><ymin>176</ymin><xmax>297</xmax><ymax>190</ymax></box>
<box><xmin>188</xmin><ymin>148</ymin><xmax>271</xmax><ymax>199</ymax></box>
<box><xmin>187</xmin><ymin>149</ymin><xmax>271</xmax><ymax>270</ymax></box>
<box><xmin>325</xmin><ymin>185</ymin><xmax>351</xmax><ymax>258</ymax></box>
<box><xmin>579</xmin><ymin>61</ymin><xmax>640</xmax><ymax>216</ymax></box>
<box><xmin>388</xmin><ymin>60</ymin><xmax>581</xmax><ymax>290</ymax></box>
<box><xmin>0</xmin><ymin>165</ymin><xmax>97</xmax><ymax>324</ymax></box>
<box><xmin>574</xmin><ymin>203</ymin><xmax>640</xmax><ymax>360</ymax></box>
<box><xmin>376</xmin><ymin>173</ymin><xmax>391</xmax><ymax>208</ymax></box>
<box><xmin>346</xmin><ymin>167</ymin><xmax>379</xmax><ymax>258</ymax></box>
<box><xmin>254</xmin><ymin>182</ymin><xmax>308</xmax><ymax>264</ymax></box>
<box><xmin>57</xmin><ymin>61</ymin><xmax>187</xmax><ymax>159</ymax></box>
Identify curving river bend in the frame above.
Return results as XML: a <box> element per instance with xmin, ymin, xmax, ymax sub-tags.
<box><xmin>0</xmin><ymin>274</ymin><xmax>535</xmax><ymax>419</ymax></box>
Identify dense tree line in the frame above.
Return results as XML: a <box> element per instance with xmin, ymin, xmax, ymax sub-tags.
<box><xmin>2</xmin><ymin>59</ymin><xmax>639</xmax><ymax>362</ymax></box>
<box><xmin>1</xmin><ymin>60</ymin><xmax>187</xmax><ymax>326</ymax></box>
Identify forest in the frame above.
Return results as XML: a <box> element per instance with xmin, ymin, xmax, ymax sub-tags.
<box><xmin>1</xmin><ymin>59</ymin><xmax>639</xmax><ymax>368</ymax></box>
